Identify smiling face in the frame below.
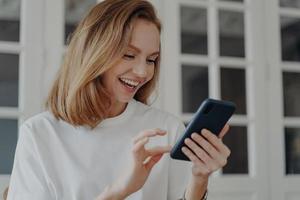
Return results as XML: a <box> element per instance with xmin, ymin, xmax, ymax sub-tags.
<box><xmin>102</xmin><ymin>19</ymin><xmax>160</xmax><ymax>107</ymax></box>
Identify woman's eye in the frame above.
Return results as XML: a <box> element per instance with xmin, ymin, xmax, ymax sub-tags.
<box><xmin>146</xmin><ymin>59</ymin><xmax>156</xmax><ymax>65</ymax></box>
<box><xmin>123</xmin><ymin>54</ymin><xmax>135</xmax><ymax>59</ymax></box>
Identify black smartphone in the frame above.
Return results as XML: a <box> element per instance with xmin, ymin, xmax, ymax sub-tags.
<box><xmin>170</xmin><ymin>98</ymin><xmax>236</xmax><ymax>161</ymax></box>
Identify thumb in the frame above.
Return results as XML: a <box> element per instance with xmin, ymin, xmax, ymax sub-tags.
<box><xmin>145</xmin><ymin>154</ymin><xmax>163</xmax><ymax>170</ymax></box>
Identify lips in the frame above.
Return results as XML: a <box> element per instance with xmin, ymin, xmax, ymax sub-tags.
<box><xmin>119</xmin><ymin>77</ymin><xmax>140</xmax><ymax>87</ymax></box>
<box><xmin>118</xmin><ymin>77</ymin><xmax>140</xmax><ymax>93</ymax></box>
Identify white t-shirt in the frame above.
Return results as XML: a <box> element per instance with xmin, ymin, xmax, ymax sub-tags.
<box><xmin>7</xmin><ymin>99</ymin><xmax>191</xmax><ymax>200</ymax></box>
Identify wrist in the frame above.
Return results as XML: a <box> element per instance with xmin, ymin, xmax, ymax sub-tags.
<box><xmin>185</xmin><ymin>175</ymin><xmax>208</xmax><ymax>200</ymax></box>
<box><xmin>97</xmin><ymin>184</ymin><xmax>128</xmax><ymax>200</ymax></box>
<box><xmin>191</xmin><ymin>174</ymin><xmax>209</xmax><ymax>185</ymax></box>
<box><xmin>183</xmin><ymin>189</ymin><xmax>208</xmax><ymax>200</ymax></box>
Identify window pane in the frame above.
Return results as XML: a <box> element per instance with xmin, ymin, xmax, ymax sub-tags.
<box><xmin>65</xmin><ymin>0</ymin><xmax>97</xmax><ymax>44</ymax></box>
<box><xmin>0</xmin><ymin>53</ymin><xmax>19</xmax><ymax>107</ymax></box>
<box><xmin>281</xmin><ymin>17</ymin><xmax>300</xmax><ymax>61</ymax></box>
<box><xmin>223</xmin><ymin>126</ymin><xmax>248</xmax><ymax>174</ymax></box>
<box><xmin>280</xmin><ymin>0</ymin><xmax>300</xmax><ymax>8</ymax></box>
<box><xmin>181</xmin><ymin>6</ymin><xmax>208</xmax><ymax>55</ymax></box>
<box><xmin>0</xmin><ymin>119</ymin><xmax>18</xmax><ymax>174</ymax></box>
<box><xmin>283</xmin><ymin>72</ymin><xmax>300</xmax><ymax>116</ymax></box>
<box><xmin>219</xmin><ymin>10</ymin><xmax>245</xmax><ymax>57</ymax></box>
<box><xmin>0</xmin><ymin>0</ymin><xmax>20</xmax><ymax>41</ymax></box>
<box><xmin>285</xmin><ymin>128</ymin><xmax>300</xmax><ymax>174</ymax></box>
<box><xmin>182</xmin><ymin>65</ymin><xmax>209</xmax><ymax>113</ymax></box>
<box><xmin>221</xmin><ymin>67</ymin><xmax>247</xmax><ymax>114</ymax></box>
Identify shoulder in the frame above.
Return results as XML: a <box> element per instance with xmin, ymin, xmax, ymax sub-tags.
<box><xmin>19</xmin><ymin>111</ymin><xmax>80</xmax><ymax>153</ymax></box>
<box><xmin>20</xmin><ymin>111</ymin><xmax>72</xmax><ymax>141</ymax></box>
<box><xmin>16</xmin><ymin>112</ymin><xmax>60</xmax><ymax>154</ymax></box>
<box><xmin>22</xmin><ymin>111</ymin><xmax>59</xmax><ymax>130</ymax></box>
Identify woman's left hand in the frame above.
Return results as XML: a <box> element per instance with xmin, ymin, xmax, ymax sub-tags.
<box><xmin>182</xmin><ymin>124</ymin><xmax>231</xmax><ymax>181</ymax></box>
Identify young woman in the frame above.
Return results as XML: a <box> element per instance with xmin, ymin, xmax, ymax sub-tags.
<box><xmin>7</xmin><ymin>0</ymin><xmax>231</xmax><ymax>199</ymax></box>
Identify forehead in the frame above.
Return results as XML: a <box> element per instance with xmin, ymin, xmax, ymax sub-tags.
<box><xmin>129</xmin><ymin>19</ymin><xmax>160</xmax><ymax>52</ymax></box>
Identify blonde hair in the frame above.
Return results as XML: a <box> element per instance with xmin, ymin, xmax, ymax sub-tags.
<box><xmin>46</xmin><ymin>0</ymin><xmax>161</xmax><ymax>128</ymax></box>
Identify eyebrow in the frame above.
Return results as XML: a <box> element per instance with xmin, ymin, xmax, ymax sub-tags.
<box><xmin>128</xmin><ymin>44</ymin><xmax>160</xmax><ymax>56</ymax></box>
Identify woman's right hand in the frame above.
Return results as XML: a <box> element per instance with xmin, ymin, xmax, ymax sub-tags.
<box><xmin>97</xmin><ymin>129</ymin><xmax>171</xmax><ymax>200</ymax></box>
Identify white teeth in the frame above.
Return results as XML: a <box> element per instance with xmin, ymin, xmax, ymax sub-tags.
<box><xmin>119</xmin><ymin>78</ymin><xmax>139</xmax><ymax>87</ymax></box>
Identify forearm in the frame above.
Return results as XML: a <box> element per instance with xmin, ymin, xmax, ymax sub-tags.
<box><xmin>185</xmin><ymin>176</ymin><xmax>208</xmax><ymax>200</ymax></box>
<box><xmin>96</xmin><ymin>184</ymin><xmax>127</xmax><ymax>200</ymax></box>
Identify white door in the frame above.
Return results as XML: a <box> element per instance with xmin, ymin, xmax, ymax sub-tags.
<box><xmin>0</xmin><ymin>0</ymin><xmax>44</xmax><ymax>193</ymax></box>
<box><xmin>162</xmin><ymin>0</ymin><xmax>300</xmax><ymax>199</ymax></box>
<box><xmin>162</xmin><ymin>0</ymin><xmax>269</xmax><ymax>199</ymax></box>
<box><xmin>266</xmin><ymin>0</ymin><xmax>300</xmax><ymax>199</ymax></box>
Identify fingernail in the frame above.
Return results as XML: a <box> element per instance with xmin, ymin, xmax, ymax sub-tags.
<box><xmin>158</xmin><ymin>129</ymin><xmax>167</xmax><ymax>133</ymax></box>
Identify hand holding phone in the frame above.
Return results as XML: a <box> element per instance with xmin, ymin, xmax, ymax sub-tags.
<box><xmin>170</xmin><ymin>98</ymin><xmax>236</xmax><ymax>161</ymax></box>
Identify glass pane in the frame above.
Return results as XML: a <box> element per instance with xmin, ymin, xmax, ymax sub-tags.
<box><xmin>65</xmin><ymin>0</ymin><xmax>97</xmax><ymax>44</ymax></box>
<box><xmin>181</xmin><ymin>6</ymin><xmax>208</xmax><ymax>55</ymax></box>
<box><xmin>0</xmin><ymin>119</ymin><xmax>18</xmax><ymax>174</ymax></box>
<box><xmin>222</xmin><ymin>126</ymin><xmax>248</xmax><ymax>174</ymax></box>
<box><xmin>280</xmin><ymin>0</ymin><xmax>300</xmax><ymax>8</ymax></box>
<box><xmin>219</xmin><ymin>10</ymin><xmax>245</xmax><ymax>57</ymax></box>
<box><xmin>182</xmin><ymin>65</ymin><xmax>209</xmax><ymax>113</ymax></box>
<box><xmin>285</xmin><ymin>128</ymin><xmax>300</xmax><ymax>174</ymax></box>
<box><xmin>0</xmin><ymin>0</ymin><xmax>20</xmax><ymax>41</ymax></box>
<box><xmin>281</xmin><ymin>17</ymin><xmax>300</xmax><ymax>61</ymax></box>
<box><xmin>221</xmin><ymin>67</ymin><xmax>247</xmax><ymax>114</ymax></box>
<box><xmin>283</xmin><ymin>72</ymin><xmax>300</xmax><ymax>116</ymax></box>
<box><xmin>0</xmin><ymin>53</ymin><xmax>19</xmax><ymax>107</ymax></box>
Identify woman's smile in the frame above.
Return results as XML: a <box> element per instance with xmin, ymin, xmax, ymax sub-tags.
<box><xmin>102</xmin><ymin>19</ymin><xmax>160</xmax><ymax>105</ymax></box>
<box><xmin>118</xmin><ymin>77</ymin><xmax>141</xmax><ymax>93</ymax></box>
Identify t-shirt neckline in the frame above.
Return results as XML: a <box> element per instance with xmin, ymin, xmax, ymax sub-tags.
<box><xmin>97</xmin><ymin>99</ymin><xmax>136</xmax><ymax>128</ymax></box>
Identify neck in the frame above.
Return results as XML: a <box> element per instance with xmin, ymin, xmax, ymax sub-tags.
<box><xmin>107</xmin><ymin>100</ymin><xmax>127</xmax><ymax>118</ymax></box>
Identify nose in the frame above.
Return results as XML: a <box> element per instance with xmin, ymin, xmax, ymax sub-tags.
<box><xmin>132</xmin><ymin>60</ymin><xmax>147</xmax><ymax>78</ymax></box>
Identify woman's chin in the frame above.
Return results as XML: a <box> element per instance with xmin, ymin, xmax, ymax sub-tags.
<box><xmin>116</xmin><ymin>95</ymin><xmax>135</xmax><ymax>103</ymax></box>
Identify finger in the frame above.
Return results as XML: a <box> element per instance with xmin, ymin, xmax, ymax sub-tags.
<box><xmin>184</xmin><ymin>138</ymin><xmax>217</xmax><ymax>167</ymax></box>
<box><xmin>218</xmin><ymin>124</ymin><xmax>230</xmax><ymax>139</ymax></box>
<box><xmin>201</xmin><ymin>129</ymin><xmax>231</xmax><ymax>157</ymax></box>
<box><xmin>132</xmin><ymin>137</ymin><xmax>149</xmax><ymax>154</ymax></box>
<box><xmin>181</xmin><ymin>146</ymin><xmax>204</xmax><ymax>166</ymax></box>
<box><xmin>145</xmin><ymin>154</ymin><xmax>163</xmax><ymax>170</ymax></box>
<box><xmin>181</xmin><ymin>147</ymin><xmax>216</xmax><ymax>175</ymax></box>
<box><xmin>186</xmin><ymin>137</ymin><xmax>228</xmax><ymax>169</ymax></box>
<box><xmin>133</xmin><ymin>129</ymin><xmax>167</xmax><ymax>144</ymax></box>
<box><xmin>146</xmin><ymin>145</ymin><xmax>172</xmax><ymax>156</ymax></box>
<box><xmin>191</xmin><ymin>133</ymin><xmax>220</xmax><ymax>159</ymax></box>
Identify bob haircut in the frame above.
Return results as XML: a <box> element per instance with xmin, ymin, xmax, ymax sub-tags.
<box><xmin>46</xmin><ymin>0</ymin><xmax>161</xmax><ymax>128</ymax></box>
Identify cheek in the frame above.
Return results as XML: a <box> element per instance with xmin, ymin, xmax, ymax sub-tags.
<box><xmin>101</xmin><ymin>74</ymin><xmax>109</xmax><ymax>88</ymax></box>
<box><xmin>102</xmin><ymin>72</ymin><xmax>115</xmax><ymax>90</ymax></box>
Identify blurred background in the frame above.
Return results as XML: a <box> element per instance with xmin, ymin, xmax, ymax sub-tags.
<box><xmin>1</xmin><ymin>0</ymin><xmax>300</xmax><ymax>199</ymax></box>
